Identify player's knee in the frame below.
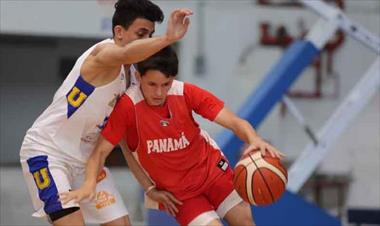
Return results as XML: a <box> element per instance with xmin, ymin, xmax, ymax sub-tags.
<box><xmin>238</xmin><ymin>206</ymin><xmax>255</xmax><ymax>226</ymax></box>
<box><xmin>49</xmin><ymin>206</ymin><xmax>80</xmax><ymax>222</ymax></box>
<box><xmin>228</xmin><ymin>216</ymin><xmax>254</xmax><ymax>226</ymax></box>
<box><xmin>224</xmin><ymin>202</ymin><xmax>254</xmax><ymax>226</ymax></box>
<box><xmin>240</xmin><ymin>216</ymin><xmax>255</xmax><ymax>226</ymax></box>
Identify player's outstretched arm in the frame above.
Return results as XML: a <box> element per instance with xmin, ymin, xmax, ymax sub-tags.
<box><xmin>94</xmin><ymin>8</ymin><xmax>193</xmax><ymax>67</ymax></box>
<box><xmin>119</xmin><ymin>141</ymin><xmax>183</xmax><ymax>216</ymax></box>
<box><xmin>214</xmin><ymin>107</ymin><xmax>284</xmax><ymax>158</ymax></box>
<box><xmin>59</xmin><ymin>136</ymin><xmax>115</xmax><ymax>204</ymax></box>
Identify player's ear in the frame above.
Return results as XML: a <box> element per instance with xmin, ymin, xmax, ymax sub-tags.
<box><xmin>114</xmin><ymin>25</ymin><xmax>124</xmax><ymax>41</ymax></box>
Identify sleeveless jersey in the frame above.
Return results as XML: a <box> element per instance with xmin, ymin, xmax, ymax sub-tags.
<box><xmin>126</xmin><ymin>81</ymin><xmax>226</xmax><ymax>200</ymax></box>
<box><xmin>20</xmin><ymin>39</ymin><xmax>134</xmax><ymax>165</ymax></box>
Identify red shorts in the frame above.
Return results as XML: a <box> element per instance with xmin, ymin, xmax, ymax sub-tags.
<box><xmin>162</xmin><ymin>168</ymin><xmax>242</xmax><ymax>226</ymax></box>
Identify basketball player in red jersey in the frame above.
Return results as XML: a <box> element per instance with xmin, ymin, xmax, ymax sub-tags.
<box><xmin>61</xmin><ymin>46</ymin><xmax>284</xmax><ymax>226</ymax></box>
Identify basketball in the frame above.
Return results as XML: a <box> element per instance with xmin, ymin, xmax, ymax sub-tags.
<box><xmin>233</xmin><ymin>151</ymin><xmax>287</xmax><ymax>206</ymax></box>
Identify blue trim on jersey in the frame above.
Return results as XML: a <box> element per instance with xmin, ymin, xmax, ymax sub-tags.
<box><xmin>66</xmin><ymin>76</ymin><xmax>95</xmax><ymax>118</ymax></box>
<box><xmin>27</xmin><ymin>155</ymin><xmax>63</xmax><ymax>214</ymax></box>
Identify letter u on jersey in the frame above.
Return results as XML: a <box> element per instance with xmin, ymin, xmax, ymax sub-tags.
<box><xmin>27</xmin><ymin>155</ymin><xmax>53</xmax><ymax>190</ymax></box>
<box><xmin>66</xmin><ymin>76</ymin><xmax>95</xmax><ymax>118</ymax></box>
<box><xmin>33</xmin><ymin>168</ymin><xmax>50</xmax><ymax>190</ymax></box>
<box><xmin>67</xmin><ymin>87</ymin><xmax>87</xmax><ymax>107</ymax></box>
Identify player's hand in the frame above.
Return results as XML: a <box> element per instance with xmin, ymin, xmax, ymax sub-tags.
<box><xmin>243</xmin><ymin>137</ymin><xmax>285</xmax><ymax>159</ymax></box>
<box><xmin>146</xmin><ymin>188</ymin><xmax>183</xmax><ymax>216</ymax></box>
<box><xmin>59</xmin><ymin>182</ymin><xmax>96</xmax><ymax>204</ymax></box>
<box><xmin>166</xmin><ymin>8</ymin><xmax>193</xmax><ymax>42</ymax></box>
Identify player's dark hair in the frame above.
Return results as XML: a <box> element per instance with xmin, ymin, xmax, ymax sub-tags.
<box><xmin>136</xmin><ymin>46</ymin><xmax>178</xmax><ymax>77</ymax></box>
<box><xmin>112</xmin><ymin>0</ymin><xmax>164</xmax><ymax>36</ymax></box>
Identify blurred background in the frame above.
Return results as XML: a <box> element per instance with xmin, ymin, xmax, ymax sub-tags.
<box><xmin>1</xmin><ymin>0</ymin><xmax>379</xmax><ymax>225</ymax></box>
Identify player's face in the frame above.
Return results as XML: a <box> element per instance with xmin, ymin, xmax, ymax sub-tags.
<box><xmin>118</xmin><ymin>18</ymin><xmax>155</xmax><ymax>46</ymax></box>
<box><xmin>138</xmin><ymin>70</ymin><xmax>174</xmax><ymax>106</ymax></box>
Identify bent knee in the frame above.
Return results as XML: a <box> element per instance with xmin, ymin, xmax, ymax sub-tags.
<box><xmin>224</xmin><ymin>202</ymin><xmax>255</xmax><ymax>226</ymax></box>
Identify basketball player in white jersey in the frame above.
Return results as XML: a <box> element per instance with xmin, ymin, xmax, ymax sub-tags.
<box><xmin>19</xmin><ymin>0</ymin><xmax>192</xmax><ymax>225</ymax></box>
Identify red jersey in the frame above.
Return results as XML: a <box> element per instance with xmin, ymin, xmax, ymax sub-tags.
<box><xmin>102</xmin><ymin>80</ymin><xmax>227</xmax><ymax>200</ymax></box>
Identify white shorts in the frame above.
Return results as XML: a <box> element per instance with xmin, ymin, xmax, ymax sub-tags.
<box><xmin>20</xmin><ymin>153</ymin><xmax>128</xmax><ymax>224</ymax></box>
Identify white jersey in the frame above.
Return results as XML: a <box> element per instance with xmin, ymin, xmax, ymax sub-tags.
<box><xmin>20</xmin><ymin>39</ymin><xmax>135</xmax><ymax>165</ymax></box>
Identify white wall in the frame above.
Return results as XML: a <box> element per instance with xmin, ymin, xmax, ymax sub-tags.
<box><xmin>0</xmin><ymin>0</ymin><xmax>114</xmax><ymax>38</ymax></box>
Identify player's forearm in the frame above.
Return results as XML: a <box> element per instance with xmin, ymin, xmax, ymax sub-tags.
<box><xmin>84</xmin><ymin>137</ymin><xmax>114</xmax><ymax>187</ymax></box>
<box><xmin>215</xmin><ymin>107</ymin><xmax>260</xmax><ymax>145</ymax></box>
<box><xmin>84</xmin><ymin>150</ymin><xmax>102</xmax><ymax>187</ymax></box>
<box><xmin>231</xmin><ymin>118</ymin><xmax>260</xmax><ymax>145</ymax></box>
<box><xmin>121</xmin><ymin>148</ymin><xmax>154</xmax><ymax>190</ymax></box>
<box><xmin>97</xmin><ymin>35</ymin><xmax>173</xmax><ymax>67</ymax></box>
<box><xmin>120</xmin><ymin>35</ymin><xmax>173</xmax><ymax>65</ymax></box>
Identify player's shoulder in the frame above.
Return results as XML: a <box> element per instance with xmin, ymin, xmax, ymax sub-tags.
<box><xmin>116</xmin><ymin>93</ymin><xmax>134</xmax><ymax>108</ymax></box>
<box><xmin>91</xmin><ymin>41</ymin><xmax>114</xmax><ymax>56</ymax></box>
<box><xmin>82</xmin><ymin>39</ymin><xmax>115</xmax><ymax>66</ymax></box>
<box><xmin>183</xmin><ymin>81</ymin><xmax>198</xmax><ymax>89</ymax></box>
<box><xmin>111</xmin><ymin>94</ymin><xmax>136</xmax><ymax>119</ymax></box>
<box><xmin>168</xmin><ymin>80</ymin><xmax>185</xmax><ymax>95</ymax></box>
<box><xmin>125</xmin><ymin>85</ymin><xmax>144</xmax><ymax>104</ymax></box>
<box><xmin>183</xmin><ymin>81</ymin><xmax>204</xmax><ymax>94</ymax></box>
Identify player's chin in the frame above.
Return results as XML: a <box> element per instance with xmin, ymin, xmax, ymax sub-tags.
<box><xmin>152</xmin><ymin>99</ymin><xmax>164</xmax><ymax>106</ymax></box>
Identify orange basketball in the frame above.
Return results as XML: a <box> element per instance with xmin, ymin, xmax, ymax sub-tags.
<box><xmin>233</xmin><ymin>151</ymin><xmax>287</xmax><ymax>206</ymax></box>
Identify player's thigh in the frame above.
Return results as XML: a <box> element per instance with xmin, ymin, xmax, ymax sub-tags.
<box><xmin>205</xmin><ymin>169</ymin><xmax>243</xmax><ymax>218</ymax></box>
<box><xmin>52</xmin><ymin>208</ymin><xmax>84</xmax><ymax>226</ymax></box>
<box><xmin>223</xmin><ymin>201</ymin><xmax>255</xmax><ymax>226</ymax></box>
<box><xmin>73</xmin><ymin>167</ymin><xmax>129</xmax><ymax>225</ymax></box>
<box><xmin>174</xmin><ymin>195</ymin><xmax>220</xmax><ymax>226</ymax></box>
<box><xmin>187</xmin><ymin>211</ymin><xmax>223</xmax><ymax>226</ymax></box>
<box><xmin>205</xmin><ymin>169</ymin><xmax>254</xmax><ymax>225</ymax></box>
<box><xmin>21</xmin><ymin>155</ymin><xmax>80</xmax><ymax>219</ymax></box>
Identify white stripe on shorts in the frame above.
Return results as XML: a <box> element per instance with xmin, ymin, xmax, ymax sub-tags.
<box><xmin>216</xmin><ymin>190</ymin><xmax>243</xmax><ymax>218</ymax></box>
<box><xmin>188</xmin><ymin>210</ymin><xmax>219</xmax><ymax>226</ymax></box>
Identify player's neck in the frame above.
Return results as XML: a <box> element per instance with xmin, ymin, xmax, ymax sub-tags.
<box><xmin>113</xmin><ymin>37</ymin><xmax>123</xmax><ymax>46</ymax></box>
